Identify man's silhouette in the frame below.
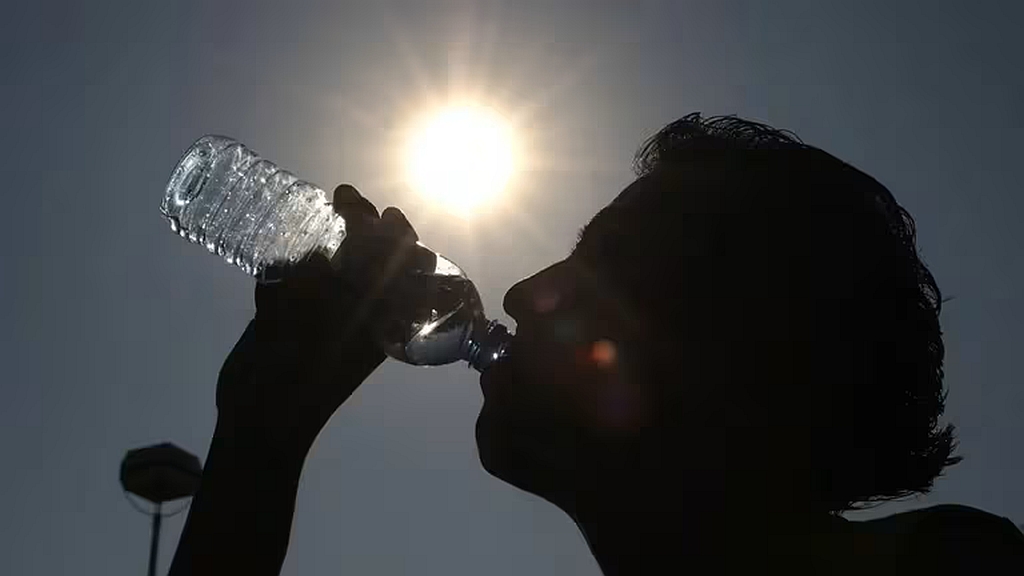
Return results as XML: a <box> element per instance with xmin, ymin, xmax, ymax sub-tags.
<box><xmin>168</xmin><ymin>114</ymin><xmax>1024</xmax><ymax>575</ymax></box>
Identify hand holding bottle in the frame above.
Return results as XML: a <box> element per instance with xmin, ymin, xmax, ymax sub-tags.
<box><xmin>163</xmin><ymin>134</ymin><xmax>511</xmax><ymax>375</ymax></box>
<box><xmin>216</xmin><ymin>184</ymin><xmax>432</xmax><ymax>452</ymax></box>
<box><xmin>165</xmin><ymin>138</ymin><xmax>510</xmax><ymax>576</ymax></box>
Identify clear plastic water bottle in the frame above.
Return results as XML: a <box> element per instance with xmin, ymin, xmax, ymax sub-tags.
<box><xmin>161</xmin><ymin>135</ymin><xmax>510</xmax><ymax>372</ymax></box>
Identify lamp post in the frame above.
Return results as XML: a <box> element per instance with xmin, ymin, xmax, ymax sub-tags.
<box><xmin>120</xmin><ymin>443</ymin><xmax>202</xmax><ymax>576</ymax></box>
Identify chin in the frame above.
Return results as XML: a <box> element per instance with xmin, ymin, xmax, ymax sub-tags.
<box><xmin>474</xmin><ymin>410</ymin><xmax>578</xmax><ymax>513</ymax></box>
<box><xmin>474</xmin><ymin>408</ymin><xmax>512</xmax><ymax>481</ymax></box>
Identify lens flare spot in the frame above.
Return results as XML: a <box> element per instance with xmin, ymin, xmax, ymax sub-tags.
<box><xmin>533</xmin><ymin>290</ymin><xmax>560</xmax><ymax>314</ymax></box>
<box><xmin>591</xmin><ymin>339</ymin><xmax>617</xmax><ymax>368</ymax></box>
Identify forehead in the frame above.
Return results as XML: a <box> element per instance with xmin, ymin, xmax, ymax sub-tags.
<box><xmin>617</xmin><ymin>160</ymin><xmax>756</xmax><ymax>211</ymax></box>
<box><xmin>584</xmin><ymin>161</ymin><xmax>753</xmax><ymax>239</ymax></box>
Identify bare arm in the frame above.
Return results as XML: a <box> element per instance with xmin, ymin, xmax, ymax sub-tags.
<box><xmin>168</xmin><ymin>185</ymin><xmax>427</xmax><ymax>575</ymax></box>
<box><xmin>168</xmin><ymin>318</ymin><xmax>383</xmax><ymax>576</ymax></box>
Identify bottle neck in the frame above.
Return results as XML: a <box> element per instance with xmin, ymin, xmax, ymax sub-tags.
<box><xmin>464</xmin><ymin>320</ymin><xmax>511</xmax><ymax>372</ymax></box>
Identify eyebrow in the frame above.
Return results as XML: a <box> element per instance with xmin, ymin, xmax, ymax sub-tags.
<box><xmin>573</xmin><ymin>225</ymin><xmax>588</xmax><ymax>250</ymax></box>
<box><xmin>571</xmin><ymin>207</ymin><xmax>615</xmax><ymax>254</ymax></box>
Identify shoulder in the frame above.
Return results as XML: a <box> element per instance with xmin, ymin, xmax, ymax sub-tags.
<box><xmin>868</xmin><ymin>504</ymin><xmax>1024</xmax><ymax>574</ymax></box>
<box><xmin>892</xmin><ymin>504</ymin><xmax>1024</xmax><ymax>546</ymax></box>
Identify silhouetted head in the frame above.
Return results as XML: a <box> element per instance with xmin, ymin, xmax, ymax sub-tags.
<box><xmin>476</xmin><ymin>113</ymin><xmax>960</xmax><ymax>520</ymax></box>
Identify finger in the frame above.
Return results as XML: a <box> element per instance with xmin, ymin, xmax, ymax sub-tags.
<box><xmin>407</xmin><ymin>243</ymin><xmax>438</xmax><ymax>274</ymax></box>
<box><xmin>380</xmin><ymin>206</ymin><xmax>419</xmax><ymax>243</ymax></box>
<box><xmin>256</xmin><ymin>256</ymin><xmax>326</xmax><ymax>288</ymax></box>
<box><xmin>378</xmin><ymin>207</ymin><xmax>435</xmax><ymax>272</ymax></box>
<box><xmin>333</xmin><ymin>184</ymin><xmax>379</xmax><ymax>227</ymax></box>
<box><xmin>257</xmin><ymin>264</ymin><xmax>287</xmax><ymax>285</ymax></box>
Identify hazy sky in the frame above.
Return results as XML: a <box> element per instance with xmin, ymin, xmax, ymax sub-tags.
<box><xmin>2</xmin><ymin>1</ymin><xmax>1022</xmax><ymax>574</ymax></box>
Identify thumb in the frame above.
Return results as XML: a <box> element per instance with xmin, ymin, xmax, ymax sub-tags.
<box><xmin>333</xmin><ymin>184</ymin><xmax>380</xmax><ymax>232</ymax></box>
<box><xmin>379</xmin><ymin>207</ymin><xmax>436</xmax><ymax>274</ymax></box>
<box><xmin>380</xmin><ymin>206</ymin><xmax>418</xmax><ymax>242</ymax></box>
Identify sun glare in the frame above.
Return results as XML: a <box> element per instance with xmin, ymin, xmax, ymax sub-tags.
<box><xmin>405</xmin><ymin>105</ymin><xmax>515</xmax><ymax>216</ymax></box>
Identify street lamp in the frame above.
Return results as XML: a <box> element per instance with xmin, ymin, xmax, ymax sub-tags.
<box><xmin>121</xmin><ymin>443</ymin><xmax>202</xmax><ymax>576</ymax></box>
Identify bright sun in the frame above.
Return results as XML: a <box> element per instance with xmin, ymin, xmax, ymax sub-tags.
<box><xmin>405</xmin><ymin>105</ymin><xmax>515</xmax><ymax>216</ymax></box>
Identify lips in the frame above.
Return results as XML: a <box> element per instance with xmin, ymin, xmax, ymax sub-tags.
<box><xmin>479</xmin><ymin>352</ymin><xmax>514</xmax><ymax>399</ymax></box>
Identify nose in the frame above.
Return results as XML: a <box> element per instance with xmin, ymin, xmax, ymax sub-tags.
<box><xmin>503</xmin><ymin>262</ymin><xmax>566</xmax><ymax>323</ymax></box>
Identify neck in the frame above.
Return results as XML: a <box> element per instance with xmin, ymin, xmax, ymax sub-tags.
<box><xmin>569</xmin><ymin>475</ymin><xmax>843</xmax><ymax>576</ymax></box>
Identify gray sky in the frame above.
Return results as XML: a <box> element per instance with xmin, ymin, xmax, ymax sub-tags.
<box><xmin>2</xmin><ymin>1</ymin><xmax>1022</xmax><ymax>574</ymax></box>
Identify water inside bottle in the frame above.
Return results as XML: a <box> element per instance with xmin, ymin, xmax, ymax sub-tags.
<box><xmin>375</xmin><ymin>257</ymin><xmax>487</xmax><ymax>366</ymax></box>
<box><xmin>162</xmin><ymin>135</ymin><xmax>510</xmax><ymax>370</ymax></box>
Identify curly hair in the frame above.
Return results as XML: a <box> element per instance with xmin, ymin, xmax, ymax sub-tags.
<box><xmin>633</xmin><ymin>113</ymin><xmax>961</xmax><ymax>512</ymax></box>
